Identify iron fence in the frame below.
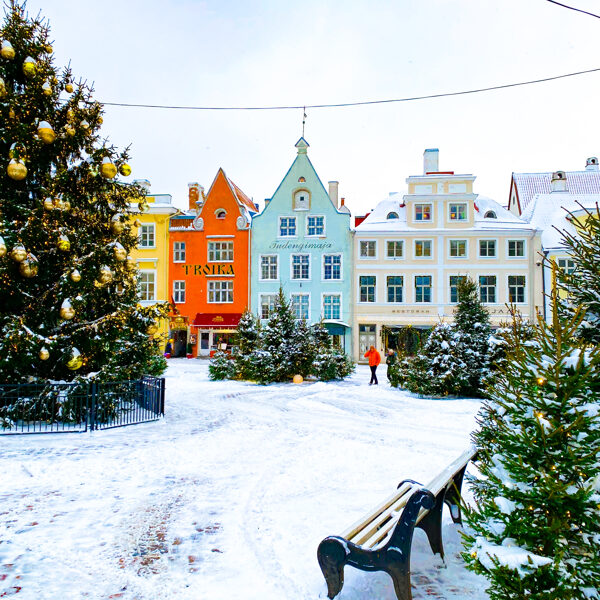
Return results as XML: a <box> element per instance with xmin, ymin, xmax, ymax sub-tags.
<box><xmin>0</xmin><ymin>376</ymin><xmax>165</xmax><ymax>435</ymax></box>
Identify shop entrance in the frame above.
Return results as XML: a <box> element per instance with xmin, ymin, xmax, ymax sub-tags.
<box><xmin>171</xmin><ymin>329</ymin><xmax>188</xmax><ymax>358</ymax></box>
<box><xmin>358</xmin><ymin>324</ymin><xmax>377</xmax><ymax>362</ymax></box>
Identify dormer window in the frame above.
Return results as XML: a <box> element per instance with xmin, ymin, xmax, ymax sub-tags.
<box><xmin>484</xmin><ymin>210</ymin><xmax>497</xmax><ymax>219</ymax></box>
<box><xmin>387</xmin><ymin>212</ymin><xmax>399</xmax><ymax>220</ymax></box>
<box><xmin>414</xmin><ymin>204</ymin><xmax>432</xmax><ymax>221</ymax></box>
<box><xmin>293</xmin><ymin>189</ymin><xmax>310</xmax><ymax>210</ymax></box>
<box><xmin>216</xmin><ymin>209</ymin><xmax>226</xmax><ymax>220</ymax></box>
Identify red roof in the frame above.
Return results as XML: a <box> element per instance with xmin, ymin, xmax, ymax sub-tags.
<box><xmin>229</xmin><ymin>178</ymin><xmax>258</xmax><ymax>214</ymax></box>
<box><xmin>192</xmin><ymin>313</ymin><xmax>242</xmax><ymax>328</ymax></box>
<box><xmin>512</xmin><ymin>170</ymin><xmax>600</xmax><ymax>213</ymax></box>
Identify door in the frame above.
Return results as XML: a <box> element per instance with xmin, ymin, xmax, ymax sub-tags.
<box><xmin>359</xmin><ymin>324</ymin><xmax>377</xmax><ymax>363</ymax></box>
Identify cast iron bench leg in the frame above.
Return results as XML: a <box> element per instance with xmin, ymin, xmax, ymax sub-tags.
<box><xmin>415</xmin><ymin>490</ymin><xmax>445</xmax><ymax>559</ymax></box>
<box><xmin>444</xmin><ymin>465</ymin><xmax>468</xmax><ymax>525</ymax></box>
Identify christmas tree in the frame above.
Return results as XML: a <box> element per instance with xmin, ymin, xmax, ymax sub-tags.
<box><xmin>463</xmin><ymin>283</ymin><xmax>600</xmax><ymax>599</ymax></box>
<box><xmin>0</xmin><ymin>2</ymin><xmax>169</xmax><ymax>383</ymax></box>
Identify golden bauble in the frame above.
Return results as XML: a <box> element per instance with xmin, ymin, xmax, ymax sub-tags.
<box><xmin>62</xmin><ymin>199</ymin><xmax>71</xmax><ymax>211</ymax></box>
<box><xmin>0</xmin><ymin>77</ymin><xmax>6</xmax><ymax>98</ymax></box>
<box><xmin>97</xmin><ymin>116</ymin><xmax>103</xmax><ymax>124</ymax></box>
<box><xmin>293</xmin><ymin>374</ymin><xmax>304</xmax><ymax>384</ymax></box>
<box><xmin>119</xmin><ymin>163</ymin><xmax>132</xmax><ymax>177</ymax></box>
<box><xmin>19</xmin><ymin>256</ymin><xmax>38</xmax><ymax>278</ymax></box>
<box><xmin>114</xmin><ymin>244</ymin><xmax>127</xmax><ymax>261</ymax></box>
<box><xmin>111</xmin><ymin>219</ymin><xmax>124</xmax><ymax>234</ymax></box>
<box><xmin>81</xmin><ymin>120</ymin><xmax>90</xmax><ymax>131</ymax></box>
<box><xmin>22</xmin><ymin>58</ymin><xmax>36</xmax><ymax>77</ymax></box>
<box><xmin>67</xmin><ymin>109</ymin><xmax>75</xmax><ymax>120</ymax></box>
<box><xmin>126</xmin><ymin>256</ymin><xmax>137</xmax><ymax>271</ymax></box>
<box><xmin>8</xmin><ymin>108</ymin><xmax>15</xmax><ymax>119</ymax></box>
<box><xmin>65</xmin><ymin>83</ymin><xmax>73</xmax><ymax>93</ymax></box>
<box><xmin>70</xmin><ymin>269</ymin><xmax>81</xmax><ymax>282</ymax></box>
<box><xmin>45</xmin><ymin>44</ymin><xmax>53</xmax><ymax>53</ymax></box>
<box><xmin>39</xmin><ymin>347</ymin><xmax>50</xmax><ymax>361</ymax></box>
<box><xmin>10</xmin><ymin>244</ymin><xmax>27</xmax><ymax>262</ymax></box>
<box><xmin>38</xmin><ymin>123</ymin><xmax>56</xmax><ymax>144</ymax></box>
<box><xmin>133</xmin><ymin>219</ymin><xmax>142</xmax><ymax>228</ymax></box>
<box><xmin>98</xmin><ymin>266</ymin><xmax>113</xmax><ymax>284</ymax></box>
<box><xmin>60</xmin><ymin>305</ymin><xmax>75</xmax><ymax>320</ymax></box>
<box><xmin>146</xmin><ymin>323</ymin><xmax>158</xmax><ymax>336</ymax></box>
<box><xmin>0</xmin><ymin>41</ymin><xmax>15</xmax><ymax>60</ymax></box>
<box><xmin>66</xmin><ymin>350</ymin><xmax>83</xmax><ymax>370</ymax></box>
<box><xmin>42</xmin><ymin>82</ymin><xmax>52</xmax><ymax>96</ymax></box>
<box><xmin>0</xmin><ymin>236</ymin><xmax>6</xmax><ymax>258</ymax></box>
<box><xmin>57</xmin><ymin>235</ymin><xmax>70</xmax><ymax>252</ymax></box>
<box><xmin>43</xmin><ymin>197</ymin><xmax>53</xmax><ymax>210</ymax></box>
<box><xmin>66</xmin><ymin>127</ymin><xmax>76</xmax><ymax>137</ymax></box>
<box><xmin>7</xmin><ymin>160</ymin><xmax>27</xmax><ymax>181</ymax></box>
<box><xmin>100</xmin><ymin>161</ymin><xmax>117</xmax><ymax>179</ymax></box>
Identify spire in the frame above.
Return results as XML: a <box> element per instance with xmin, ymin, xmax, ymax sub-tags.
<box><xmin>295</xmin><ymin>137</ymin><xmax>309</xmax><ymax>155</ymax></box>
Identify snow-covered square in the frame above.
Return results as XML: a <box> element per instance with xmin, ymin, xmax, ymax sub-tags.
<box><xmin>1</xmin><ymin>361</ymin><xmax>488</xmax><ymax>600</ymax></box>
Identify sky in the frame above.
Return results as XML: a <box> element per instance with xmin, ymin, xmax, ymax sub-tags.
<box><xmin>19</xmin><ymin>0</ymin><xmax>600</xmax><ymax>215</ymax></box>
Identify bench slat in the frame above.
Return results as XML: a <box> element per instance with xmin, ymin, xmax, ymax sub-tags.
<box><xmin>423</xmin><ymin>447</ymin><xmax>475</xmax><ymax>497</ymax></box>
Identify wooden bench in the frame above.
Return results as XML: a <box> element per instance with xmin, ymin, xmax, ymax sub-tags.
<box><xmin>317</xmin><ymin>447</ymin><xmax>475</xmax><ymax>600</ymax></box>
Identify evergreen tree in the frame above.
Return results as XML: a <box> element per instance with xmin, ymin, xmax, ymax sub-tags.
<box><xmin>556</xmin><ymin>203</ymin><xmax>600</xmax><ymax>345</ymax></box>
<box><xmin>234</xmin><ymin>309</ymin><xmax>260</xmax><ymax>380</ymax></box>
<box><xmin>208</xmin><ymin>350</ymin><xmax>235</xmax><ymax>381</ymax></box>
<box><xmin>463</xmin><ymin>291</ymin><xmax>600</xmax><ymax>599</ymax></box>
<box><xmin>0</xmin><ymin>2</ymin><xmax>168</xmax><ymax>383</ymax></box>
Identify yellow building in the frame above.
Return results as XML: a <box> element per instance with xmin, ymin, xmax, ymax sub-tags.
<box><xmin>129</xmin><ymin>179</ymin><xmax>179</xmax><ymax>338</ymax></box>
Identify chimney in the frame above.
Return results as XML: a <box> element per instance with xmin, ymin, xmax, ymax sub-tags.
<box><xmin>340</xmin><ymin>197</ymin><xmax>345</xmax><ymax>207</ymax></box>
<box><xmin>586</xmin><ymin>157</ymin><xmax>599</xmax><ymax>171</ymax></box>
<box><xmin>188</xmin><ymin>182</ymin><xmax>202</xmax><ymax>211</ymax></box>
<box><xmin>551</xmin><ymin>171</ymin><xmax>567</xmax><ymax>192</ymax></box>
<box><xmin>423</xmin><ymin>148</ymin><xmax>439</xmax><ymax>174</ymax></box>
<box><xmin>264</xmin><ymin>198</ymin><xmax>271</xmax><ymax>207</ymax></box>
<box><xmin>328</xmin><ymin>181</ymin><xmax>339</xmax><ymax>207</ymax></box>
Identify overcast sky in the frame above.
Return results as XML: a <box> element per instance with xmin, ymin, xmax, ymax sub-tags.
<box><xmin>21</xmin><ymin>0</ymin><xmax>600</xmax><ymax>214</ymax></box>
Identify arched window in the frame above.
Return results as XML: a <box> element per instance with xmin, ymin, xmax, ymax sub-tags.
<box><xmin>484</xmin><ymin>210</ymin><xmax>497</xmax><ymax>219</ymax></box>
<box><xmin>215</xmin><ymin>209</ymin><xmax>226</xmax><ymax>219</ymax></box>
<box><xmin>387</xmin><ymin>212</ymin><xmax>399</xmax><ymax>220</ymax></box>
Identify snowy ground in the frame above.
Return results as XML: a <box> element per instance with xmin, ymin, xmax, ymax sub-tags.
<box><xmin>0</xmin><ymin>361</ymin><xmax>489</xmax><ymax>600</ymax></box>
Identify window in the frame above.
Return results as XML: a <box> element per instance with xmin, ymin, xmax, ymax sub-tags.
<box><xmin>449</xmin><ymin>240</ymin><xmax>467</xmax><ymax>258</ymax></box>
<box><xmin>479</xmin><ymin>275</ymin><xmax>497</xmax><ymax>303</ymax></box>
<box><xmin>208</xmin><ymin>280</ymin><xmax>233</xmax><ymax>303</ymax></box>
<box><xmin>323</xmin><ymin>254</ymin><xmax>341</xmax><ymax>280</ymax></box>
<box><xmin>208</xmin><ymin>241</ymin><xmax>234</xmax><ymax>262</ymax></box>
<box><xmin>216</xmin><ymin>210</ymin><xmax>226</xmax><ymax>220</ymax></box>
<box><xmin>359</xmin><ymin>276</ymin><xmax>376</xmax><ymax>302</ymax></box>
<box><xmin>291</xmin><ymin>294</ymin><xmax>310</xmax><ymax>319</ymax></box>
<box><xmin>173</xmin><ymin>280</ymin><xmax>186</xmax><ymax>303</ymax></box>
<box><xmin>173</xmin><ymin>241</ymin><xmax>186</xmax><ymax>262</ymax></box>
<box><xmin>293</xmin><ymin>190</ymin><xmax>310</xmax><ymax>210</ymax></box>
<box><xmin>415</xmin><ymin>204</ymin><xmax>432</xmax><ymax>221</ymax></box>
<box><xmin>479</xmin><ymin>240</ymin><xmax>496</xmax><ymax>258</ymax></box>
<box><xmin>484</xmin><ymin>210</ymin><xmax>497</xmax><ymax>219</ymax></box>
<box><xmin>508</xmin><ymin>275</ymin><xmax>526</xmax><ymax>303</ymax></box>
<box><xmin>415</xmin><ymin>240</ymin><xmax>432</xmax><ymax>258</ymax></box>
<box><xmin>307</xmin><ymin>215</ymin><xmax>325</xmax><ymax>236</ymax></box>
<box><xmin>139</xmin><ymin>224</ymin><xmax>155</xmax><ymax>248</ymax></box>
<box><xmin>449</xmin><ymin>275</ymin><xmax>466</xmax><ymax>303</ymax></box>
<box><xmin>291</xmin><ymin>254</ymin><xmax>310</xmax><ymax>280</ymax></box>
<box><xmin>260</xmin><ymin>294</ymin><xmax>276</xmax><ymax>319</ymax></box>
<box><xmin>557</xmin><ymin>258</ymin><xmax>576</xmax><ymax>274</ymax></box>
<box><xmin>387</xmin><ymin>276</ymin><xmax>403</xmax><ymax>303</ymax></box>
<box><xmin>360</xmin><ymin>240</ymin><xmax>376</xmax><ymax>258</ymax></box>
<box><xmin>449</xmin><ymin>203</ymin><xmax>467</xmax><ymax>221</ymax></box>
<box><xmin>138</xmin><ymin>271</ymin><xmax>155</xmax><ymax>301</ymax></box>
<box><xmin>386</xmin><ymin>241</ymin><xmax>403</xmax><ymax>258</ymax></box>
<box><xmin>260</xmin><ymin>255</ymin><xmax>278</xmax><ymax>280</ymax></box>
<box><xmin>415</xmin><ymin>275</ymin><xmax>432</xmax><ymax>303</ymax></box>
<box><xmin>387</xmin><ymin>212</ymin><xmax>399</xmax><ymax>220</ymax></box>
<box><xmin>279</xmin><ymin>217</ymin><xmax>296</xmax><ymax>237</ymax></box>
<box><xmin>323</xmin><ymin>294</ymin><xmax>341</xmax><ymax>320</ymax></box>
<box><xmin>508</xmin><ymin>240</ymin><xmax>525</xmax><ymax>258</ymax></box>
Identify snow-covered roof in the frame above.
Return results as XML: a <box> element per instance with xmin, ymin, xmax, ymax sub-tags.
<box><xmin>520</xmin><ymin>192</ymin><xmax>600</xmax><ymax>250</ymax></box>
<box><xmin>511</xmin><ymin>170</ymin><xmax>600</xmax><ymax>213</ymax></box>
<box><xmin>355</xmin><ymin>193</ymin><xmax>535</xmax><ymax>233</ymax></box>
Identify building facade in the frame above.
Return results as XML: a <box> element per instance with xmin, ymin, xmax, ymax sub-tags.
<box><xmin>167</xmin><ymin>170</ymin><xmax>256</xmax><ymax>357</ymax></box>
<box><xmin>354</xmin><ymin>149</ymin><xmax>543</xmax><ymax>362</ymax></box>
<box><xmin>250</xmin><ymin>139</ymin><xmax>353</xmax><ymax>351</ymax></box>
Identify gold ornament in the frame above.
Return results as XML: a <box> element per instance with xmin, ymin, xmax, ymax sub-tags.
<box><xmin>19</xmin><ymin>254</ymin><xmax>38</xmax><ymax>278</ymax></box>
<box><xmin>119</xmin><ymin>163</ymin><xmax>132</xmax><ymax>177</ymax></box>
<box><xmin>126</xmin><ymin>256</ymin><xmax>137</xmax><ymax>271</ymax></box>
<box><xmin>97</xmin><ymin>116</ymin><xmax>103</xmax><ymax>124</ymax></box>
<box><xmin>0</xmin><ymin>77</ymin><xmax>6</xmax><ymax>98</ymax></box>
<box><xmin>146</xmin><ymin>323</ymin><xmax>158</xmax><ymax>335</ymax></box>
<box><xmin>8</xmin><ymin>108</ymin><xmax>15</xmax><ymax>119</ymax></box>
<box><xmin>293</xmin><ymin>374</ymin><xmax>303</xmax><ymax>384</ymax></box>
<box><xmin>81</xmin><ymin>120</ymin><xmax>90</xmax><ymax>130</ymax></box>
<box><xmin>42</xmin><ymin>81</ymin><xmax>52</xmax><ymax>96</ymax></box>
<box><xmin>66</xmin><ymin>126</ymin><xmax>76</xmax><ymax>137</ymax></box>
<box><xmin>37</xmin><ymin>121</ymin><xmax>56</xmax><ymax>144</ymax></box>
<box><xmin>57</xmin><ymin>235</ymin><xmax>71</xmax><ymax>252</ymax></box>
<box><xmin>67</xmin><ymin>109</ymin><xmax>75</xmax><ymax>120</ymax></box>
<box><xmin>0</xmin><ymin>236</ymin><xmax>6</xmax><ymax>257</ymax></box>
<box><xmin>22</xmin><ymin>57</ymin><xmax>36</xmax><ymax>77</ymax></box>
<box><xmin>66</xmin><ymin>349</ymin><xmax>83</xmax><ymax>370</ymax></box>
<box><xmin>43</xmin><ymin>197</ymin><xmax>54</xmax><ymax>210</ymax></box>
<box><xmin>70</xmin><ymin>269</ymin><xmax>81</xmax><ymax>282</ymax></box>
<box><xmin>53</xmin><ymin>196</ymin><xmax>68</xmax><ymax>210</ymax></box>
<box><xmin>59</xmin><ymin>300</ymin><xmax>75</xmax><ymax>320</ymax></box>
<box><xmin>0</xmin><ymin>41</ymin><xmax>15</xmax><ymax>59</ymax></box>
<box><xmin>10</xmin><ymin>244</ymin><xmax>27</xmax><ymax>262</ymax></box>
<box><xmin>65</xmin><ymin>83</ymin><xmax>73</xmax><ymax>93</ymax></box>
<box><xmin>45</xmin><ymin>44</ymin><xmax>53</xmax><ymax>53</ymax></box>
<box><xmin>63</xmin><ymin>199</ymin><xmax>71</xmax><ymax>211</ymax></box>
<box><xmin>100</xmin><ymin>158</ymin><xmax>117</xmax><ymax>179</ymax></box>
<box><xmin>7</xmin><ymin>160</ymin><xmax>27</xmax><ymax>181</ymax></box>
<box><xmin>111</xmin><ymin>218</ymin><xmax>124</xmax><ymax>234</ymax></box>
<box><xmin>98</xmin><ymin>265</ymin><xmax>113</xmax><ymax>285</ymax></box>
<box><xmin>39</xmin><ymin>347</ymin><xmax>50</xmax><ymax>361</ymax></box>
<box><xmin>113</xmin><ymin>243</ymin><xmax>127</xmax><ymax>261</ymax></box>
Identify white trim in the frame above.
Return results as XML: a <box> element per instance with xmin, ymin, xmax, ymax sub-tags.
<box><xmin>358</xmin><ymin>239</ymin><xmax>378</xmax><ymax>260</ymax></box>
<box><xmin>278</xmin><ymin>215</ymin><xmax>298</xmax><ymax>238</ymax></box>
<box><xmin>258</xmin><ymin>292</ymin><xmax>278</xmax><ymax>320</ymax></box>
<box><xmin>137</xmin><ymin>268</ymin><xmax>157</xmax><ymax>302</ymax></box>
<box><xmin>138</xmin><ymin>223</ymin><xmax>156</xmax><ymax>249</ymax></box>
<box><xmin>478</xmin><ymin>273</ymin><xmax>498</xmax><ymax>304</ymax></box>
<box><xmin>207</xmin><ymin>240</ymin><xmax>234</xmax><ymax>263</ymax></box>
<box><xmin>357</xmin><ymin>273</ymin><xmax>377</xmax><ymax>304</ymax></box>
<box><xmin>385</xmin><ymin>273</ymin><xmax>404</xmax><ymax>304</ymax></box>
<box><xmin>413</xmin><ymin>238</ymin><xmax>433</xmax><ymax>259</ymax></box>
<box><xmin>206</xmin><ymin>234</ymin><xmax>235</xmax><ymax>239</ymax></box>
<box><xmin>321</xmin><ymin>253</ymin><xmax>343</xmax><ymax>282</ymax></box>
<box><xmin>214</xmin><ymin>208</ymin><xmax>227</xmax><ymax>219</ymax></box>
<box><xmin>173</xmin><ymin>280</ymin><xmax>186</xmax><ymax>304</ymax></box>
<box><xmin>506</xmin><ymin>238</ymin><xmax>527</xmax><ymax>259</ymax></box>
<box><xmin>507</xmin><ymin>273</ymin><xmax>527</xmax><ymax>304</ymax></box>
<box><xmin>173</xmin><ymin>241</ymin><xmax>186</xmax><ymax>263</ymax></box>
<box><xmin>414</xmin><ymin>273</ymin><xmax>434</xmax><ymax>303</ymax></box>
<box><xmin>321</xmin><ymin>291</ymin><xmax>342</xmax><ymax>321</ymax></box>
<box><xmin>290</xmin><ymin>253</ymin><xmax>311</xmax><ymax>281</ymax></box>
<box><xmin>258</xmin><ymin>254</ymin><xmax>279</xmax><ymax>282</ymax></box>
<box><xmin>207</xmin><ymin>279</ymin><xmax>234</xmax><ymax>303</ymax></box>
<box><xmin>306</xmin><ymin>214</ymin><xmax>326</xmax><ymax>237</ymax></box>
<box><xmin>290</xmin><ymin>292</ymin><xmax>311</xmax><ymax>320</ymax></box>
<box><xmin>384</xmin><ymin>239</ymin><xmax>404</xmax><ymax>260</ymax></box>
<box><xmin>448</xmin><ymin>274</ymin><xmax>467</xmax><ymax>304</ymax></box>
<box><xmin>478</xmin><ymin>237</ymin><xmax>498</xmax><ymax>259</ymax></box>
<box><xmin>447</xmin><ymin>202</ymin><xmax>468</xmax><ymax>223</ymax></box>
<box><xmin>447</xmin><ymin>238</ymin><xmax>468</xmax><ymax>259</ymax></box>
<box><xmin>413</xmin><ymin>202</ymin><xmax>433</xmax><ymax>223</ymax></box>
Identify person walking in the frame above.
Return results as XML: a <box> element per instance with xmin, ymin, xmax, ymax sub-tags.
<box><xmin>385</xmin><ymin>348</ymin><xmax>397</xmax><ymax>381</ymax></box>
<box><xmin>364</xmin><ymin>345</ymin><xmax>381</xmax><ymax>385</ymax></box>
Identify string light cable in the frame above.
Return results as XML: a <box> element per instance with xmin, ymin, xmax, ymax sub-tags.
<box><xmin>94</xmin><ymin>66</ymin><xmax>600</xmax><ymax>112</ymax></box>
<box><xmin>545</xmin><ymin>0</ymin><xmax>600</xmax><ymax>20</ymax></box>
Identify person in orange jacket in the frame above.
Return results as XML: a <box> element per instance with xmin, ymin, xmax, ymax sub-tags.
<box><xmin>364</xmin><ymin>345</ymin><xmax>381</xmax><ymax>385</ymax></box>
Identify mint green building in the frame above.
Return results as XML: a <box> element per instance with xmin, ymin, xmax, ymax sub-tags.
<box><xmin>250</xmin><ymin>139</ymin><xmax>353</xmax><ymax>352</ymax></box>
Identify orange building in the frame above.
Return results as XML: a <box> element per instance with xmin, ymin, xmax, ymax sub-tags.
<box><xmin>168</xmin><ymin>169</ymin><xmax>257</xmax><ymax>357</ymax></box>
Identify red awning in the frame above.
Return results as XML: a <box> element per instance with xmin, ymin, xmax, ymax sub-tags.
<box><xmin>192</xmin><ymin>313</ymin><xmax>242</xmax><ymax>328</ymax></box>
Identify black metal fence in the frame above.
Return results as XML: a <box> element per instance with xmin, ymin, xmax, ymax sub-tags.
<box><xmin>0</xmin><ymin>376</ymin><xmax>165</xmax><ymax>435</ymax></box>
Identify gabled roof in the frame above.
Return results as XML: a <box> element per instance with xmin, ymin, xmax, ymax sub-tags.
<box><xmin>205</xmin><ymin>168</ymin><xmax>257</xmax><ymax>217</ymax></box>
<box><xmin>510</xmin><ymin>170</ymin><xmax>600</xmax><ymax>214</ymax></box>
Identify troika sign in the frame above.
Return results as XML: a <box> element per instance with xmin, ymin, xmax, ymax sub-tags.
<box><xmin>180</xmin><ymin>264</ymin><xmax>235</xmax><ymax>276</ymax></box>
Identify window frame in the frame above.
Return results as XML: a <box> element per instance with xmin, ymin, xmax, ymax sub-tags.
<box><xmin>478</xmin><ymin>239</ymin><xmax>497</xmax><ymax>259</ymax></box>
<box><xmin>449</xmin><ymin>275</ymin><xmax>467</xmax><ymax>304</ymax></box>
<box><xmin>306</xmin><ymin>215</ymin><xmax>325</xmax><ymax>237</ymax></box>
<box><xmin>448</xmin><ymin>202</ymin><xmax>468</xmax><ymax>222</ymax></box>
<box><xmin>414</xmin><ymin>203</ymin><xmax>433</xmax><ymax>222</ymax></box>
<box><xmin>507</xmin><ymin>239</ymin><xmax>526</xmax><ymax>259</ymax></box>
<box><xmin>259</xmin><ymin>254</ymin><xmax>279</xmax><ymax>281</ymax></box>
<box><xmin>448</xmin><ymin>239</ymin><xmax>468</xmax><ymax>259</ymax></box>
<box><xmin>508</xmin><ymin>274</ymin><xmax>527</xmax><ymax>304</ymax></box>
<box><xmin>359</xmin><ymin>239</ymin><xmax>377</xmax><ymax>259</ymax></box>
<box><xmin>173</xmin><ymin>241</ymin><xmax>186</xmax><ymax>263</ymax></box>
<box><xmin>414</xmin><ymin>274</ymin><xmax>433</xmax><ymax>303</ymax></box>
<box><xmin>385</xmin><ymin>240</ymin><xmax>404</xmax><ymax>259</ymax></box>
<box><xmin>173</xmin><ymin>280</ymin><xmax>186</xmax><ymax>304</ymax></box>
<box><xmin>259</xmin><ymin>293</ymin><xmax>277</xmax><ymax>320</ymax></box>
<box><xmin>358</xmin><ymin>275</ymin><xmax>376</xmax><ymax>303</ymax></box>
<box><xmin>386</xmin><ymin>275</ymin><xmax>404</xmax><ymax>303</ymax></box>
<box><xmin>279</xmin><ymin>216</ymin><xmax>297</xmax><ymax>238</ymax></box>
<box><xmin>290</xmin><ymin>253</ymin><xmax>310</xmax><ymax>280</ymax></box>
<box><xmin>207</xmin><ymin>240</ymin><xmax>234</xmax><ymax>262</ymax></box>
<box><xmin>207</xmin><ymin>280</ymin><xmax>234</xmax><ymax>303</ymax></box>
<box><xmin>322</xmin><ymin>253</ymin><xmax>342</xmax><ymax>281</ymax></box>
<box><xmin>139</xmin><ymin>223</ymin><xmax>156</xmax><ymax>249</ymax></box>
<box><xmin>322</xmin><ymin>293</ymin><xmax>342</xmax><ymax>321</ymax></box>
<box><xmin>137</xmin><ymin>269</ymin><xmax>156</xmax><ymax>303</ymax></box>
<box><xmin>291</xmin><ymin>293</ymin><xmax>310</xmax><ymax>320</ymax></box>
<box><xmin>414</xmin><ymin>239</ymin><xmax>433</xmax><ymax>259</ymax></box>
<box><xmin>479</xmin><ymin>275</ymin><xmax>497</xmax><ymax>304</ymax></box>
